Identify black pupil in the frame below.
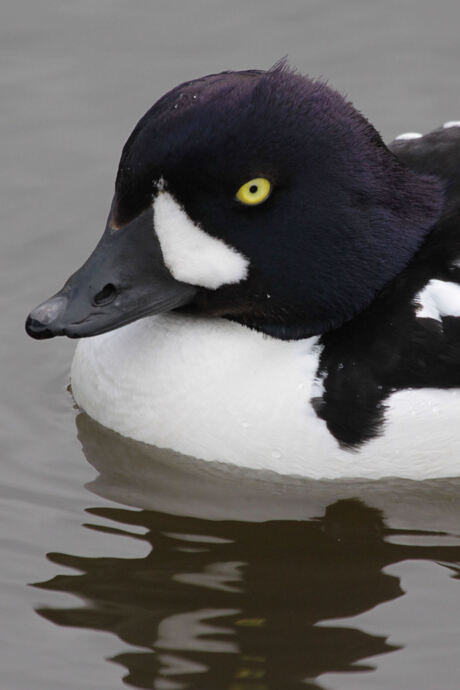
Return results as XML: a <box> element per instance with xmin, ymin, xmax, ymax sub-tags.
<box><xmin>249</xmin><ymin>184</ymin><xmax>258</xmax><ymax>194</ymax></box>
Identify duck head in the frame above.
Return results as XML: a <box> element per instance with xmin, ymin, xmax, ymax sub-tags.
<box><xmin>26</xmin><ymin>63</ymin><xmax>443</xmax><ymax>341</ymax></box>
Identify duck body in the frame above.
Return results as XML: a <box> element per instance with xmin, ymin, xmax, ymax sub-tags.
<box><xmin>71</xmin><ymin>311</ymin><xmax>460</xmax><ymax>479</ymax></box>
<box><xmin>27</xmin><ymin>64</ymin><xmax>460</xmax><ymax>479</ymax></box>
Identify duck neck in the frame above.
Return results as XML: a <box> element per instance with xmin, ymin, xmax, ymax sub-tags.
<box><xmin>235</xmin><ymin>163</ymin><xmax>444</xmax><ymax>341</ymax></box>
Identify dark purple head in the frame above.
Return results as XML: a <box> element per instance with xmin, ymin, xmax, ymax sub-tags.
<box><xmin>26</xmin><ymin>63</ymin><xmax>443</xmax><ymax>341</ymax></box>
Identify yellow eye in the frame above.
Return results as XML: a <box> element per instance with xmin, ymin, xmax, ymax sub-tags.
<box><xmin>236</xmin><ymin>178</ymin><xmax>271</xmax><ymax>206</ymax></box>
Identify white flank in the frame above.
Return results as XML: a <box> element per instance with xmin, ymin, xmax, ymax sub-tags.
<box><xmin>443</xmin><ymin>121</ymin><xmax>460</xmax><ymax>128</ymax></box>
<box><xmin>71</xmin><ymin>313</ymin><xmax>460</xmax><ymax>480</ymax></box>
<box><xmin>395</xmin><ymin>132</ymin><xmax>422</xmax><ymax>141</ymax></box>
<box><xmin>153</xmin><ymin>191</ymin><xmax>248</xmax><ymax>289</ymax></box>
<box><xmin>414</xmin><ymin>279</ymin><xmax>460</xmax><ymax>321</ymax></box>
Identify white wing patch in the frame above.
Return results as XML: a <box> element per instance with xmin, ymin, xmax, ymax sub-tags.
<box><xmin>443</xmin><ymin>121</ymin><xmax>460</xmax><ymax>129</ymax></box>
<box><xmin>414</xmin><ymin>279</ymin><xmax>460</xmax><ymax>321</ymax></box>
<box><xmin>395</xmin><ymin>132</ymin><xmax>422</xmax><ymax>141</ymax></box>
<box><xmin>153</xmin><ymin>191</ymin><xmax>249</xmax><ymax>289</ymax></box>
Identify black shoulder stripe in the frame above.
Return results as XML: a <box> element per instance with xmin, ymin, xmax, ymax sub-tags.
<box><xmin>312</xmin><ymin>126</ymin><xmax>460</xmax><ymax>449</ymax></box>
<box><xmin>312</xmin><ymin>211</ymin><xmax>460</xmax><ymax>449</ymax></box>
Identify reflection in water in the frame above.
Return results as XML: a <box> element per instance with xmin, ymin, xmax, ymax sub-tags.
<box><xmin>34</xmin><ymin>505</ymin><xmax>460</xmax><ymax>689</ymax></box>
<box><xmin>33</xmin><ymin>415</ymin><xmax>460</xmax><ymax>689</ymax></box>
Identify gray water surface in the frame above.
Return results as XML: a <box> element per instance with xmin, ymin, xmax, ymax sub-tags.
<box><xmin>2</xmin><ymin>1</ymin><xmax>460</xmax><ymax>688</ymax></box>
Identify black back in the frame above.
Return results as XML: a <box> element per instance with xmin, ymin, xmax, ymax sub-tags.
<box><xmin>313</xmin><ymin>126</ymin><xmax>460</xmax><ymax>448</ymax></box>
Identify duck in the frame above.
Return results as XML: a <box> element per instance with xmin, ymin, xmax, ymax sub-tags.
<box><xmin>25</xmin><ymin>62</ymin><xmax>460</xmax><ymax>480</ymax></box>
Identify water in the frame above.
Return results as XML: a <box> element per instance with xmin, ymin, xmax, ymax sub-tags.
<box><xmin>2</xmin><ymin>1</ymin><xmax>460</xmax><ymax>688</ymax></box>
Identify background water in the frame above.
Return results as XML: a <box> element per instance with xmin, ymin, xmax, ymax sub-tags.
<box><xmin>2</xmin><ymin>1</ymin><xmax>460</xmax><ymax>688</ymax></box>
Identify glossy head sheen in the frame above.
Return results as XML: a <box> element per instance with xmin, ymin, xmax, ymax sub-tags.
<box><xmin>27</xmin><ymin>64</ymin><xmax>444</xmax><ymax>341</ymax></box>
<box><xmin>112</xmin><ymin>64</ymin><xmax>443</xmax><ymax>338</ymax></box>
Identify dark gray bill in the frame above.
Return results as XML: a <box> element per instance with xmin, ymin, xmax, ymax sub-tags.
<box><xmin>25</xmin><ymin>206</ymin><xmax>196</xmax><ymax>339</ymax></box>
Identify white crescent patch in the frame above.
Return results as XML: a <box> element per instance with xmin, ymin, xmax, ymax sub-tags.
<box><xmin>153</xmin><ymin>191</ymin><xmax>249</xmax><ymax>289</ymax></box>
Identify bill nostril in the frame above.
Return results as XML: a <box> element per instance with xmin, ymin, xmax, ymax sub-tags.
<box><xmin>93</xmin><ymin>283</ymin><xmax>118</xmax><ymax>306</ymax></box>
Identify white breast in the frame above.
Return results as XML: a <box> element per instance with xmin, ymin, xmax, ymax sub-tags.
<box><xmin>70</xmin><ymin>314</ymin><xmax>460</xmax><ymax>480</ymax></box>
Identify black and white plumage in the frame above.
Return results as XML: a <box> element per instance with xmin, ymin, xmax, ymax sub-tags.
<box><xmin>315</xmin><ymin>124</ymin><xmax>460</xmax><ymax>448</ymax></box>
<box><xmin>26</xmin><ymin>64</ymin><xmax>460</xmax><ymax>478</ymax></box>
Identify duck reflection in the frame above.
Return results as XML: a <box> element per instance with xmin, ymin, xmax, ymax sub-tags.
<box><xmin>33</xmin><ymin>414</ymin><xmax>460</xmax><ymax>690</ymax></box>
